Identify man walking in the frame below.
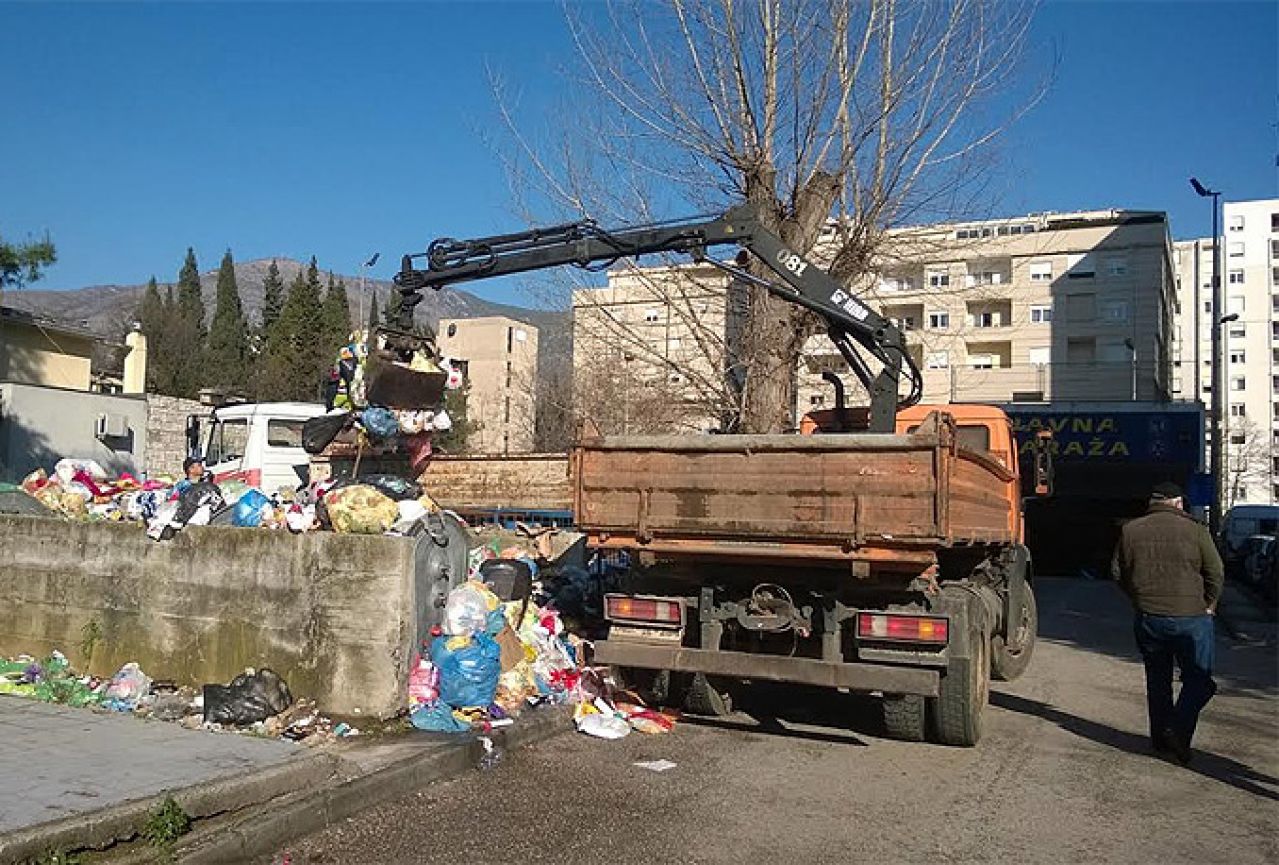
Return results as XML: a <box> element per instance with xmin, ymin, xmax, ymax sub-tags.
<box><xmin>1111</xmin><ymin>482</ymin><xmax>1224</xmax><ymax>764</ymax></box>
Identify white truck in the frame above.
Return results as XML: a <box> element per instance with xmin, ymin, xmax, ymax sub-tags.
<box><xmin>185</xmin><ymin>402</ymin><xmax>326</xmax><ymax>494</ymax></box>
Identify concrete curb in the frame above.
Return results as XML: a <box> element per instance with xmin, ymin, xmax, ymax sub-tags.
<box><xmin>0</xmin><ymin>752</ymin><xmax>342</xmax><ymax>865</ymax></box>
<box><xmin>143</xmin><ymin>707</ymin><xmax>570</xmax><ymax>864</ymax></box>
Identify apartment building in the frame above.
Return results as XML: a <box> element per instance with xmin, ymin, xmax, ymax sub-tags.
<box><xmin>572</xmin><ymin>263</ymin><xmax>733</xmax><ymax>433</ymax></box>
<box><xmin>1172</xmin><ymin>198</ymin><xmax>1279</xmax><ymax>506</ymax></box>
<box><xmin>799</xmin><ymin>209</ymin><xmax>1178</xmax><ymax>415</ymax></box>
<box><xmin>436</xmin><ymin>316</ymin><xmax>538</xmax><ymax>454</ymax></box>
<box><xmin>570</xmin><ymin>208</ymin><xmax>1177</xmax><ymax>433</ymax></box>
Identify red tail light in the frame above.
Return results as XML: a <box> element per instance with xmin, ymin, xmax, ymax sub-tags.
<box><xmin>857</xmin><ymin>612</ymin><xmax>949</xmax><ymax>644</ymax></box>
<box><xmin>604</xmin><ymin>594</ymin><xmax>684</xmax><ymax>629</ymax></box>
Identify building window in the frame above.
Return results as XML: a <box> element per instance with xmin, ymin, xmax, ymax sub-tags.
<box><xmin>881</xmin><ymin>276</ymin><xmax>912</xmax><ymax>292</ymax></box>
<box><xmin>1230</xmin><ymin>350</ymin><xmax>1246</xmax><ymax>364</ymax></box>
<box><xmin>893</xmin><ymin>316</ymin><xmax>917</xmax><ymax>330</ymax></box>
<box><xmin>927</xmin><ymin>311</ymin><xmax>950</xmax><ymax>329</ymax></box>
<box><xmin>1229</xmin><ymin>324</ymin><xmax>1246</xmax><ymax>339</ymax></box>
<box><xmin>1271</xmin><ymin>239</ymin><xmax>1279</xmax><ymax>260</ymax></box>
<box><xmin>1229</xmin><ymin>434</ymin><xmax>1246</xmax><ymax>447</ymax></box>
<box><xmin>1066</xmin><ymin>293</ymin><xmax>1096</xmax><ymax>322</ymax></box>
<box><xmin>513</xmin><ymin>328</ymin><xmax>528</xmax><ymax>343</ymax></box>
<box><xmin>927</xmin><ymin>269</ymin><xmax>950</xmax><ymax>288</ymax></box>
<box><xmin>1230</xmin><ymin>404</ymin><xmax>1246</xmax><ymax>418</ymax></box>
<box><xmin>926</xmin><ymin>351</ymin><xmax>950</xmax><ymax>369</ymax></box>
<box><xmin>1228</xmin><ymin>269</ymin><xmax>1245</xmax><ymax>285</ymax></box>
<box><xmin>1100</xmin><ymin>300</ymin><xmax>1130</xmax><ymax>323</ymax></box>
<box><xmin>1029</xmin><ymin>262</ymin><xmax>1053</xmax><ymax>282</ymax></box>
<box><xmin>970</xmin><ymin>311</ymin><xmax>998</xmax><ymax>328</ymax></box>
<box><xmin>1030</xmin><ymin>305</ymin><xmax>1052</xmax><ymax>323</ymax></box>
<box><xmin>1203</xmin><ymin>300</ymin><xmax>1212</xmax><ymax>314</ymax></box>
<box><xmin>1028</xmin><ymin>346</ymin><xmax>1051</xmax><ymax>366</ymax></box>
<box><xmin>1067</xmin><ymin>252</ymin><xmax>1095</xmax><ymax>279</ymax></box>
<box><xmin>1067</xmin><ymin>337</ymin><xmax>1096</xmax><ymax>363</ymax></box>
<box><xmin>1231</xmin><ymin>376</ymin><xmax>1246</xmax><ymax>392</ymax></box>
<box><xmin>668</xmin><ymin>337</ymin><xmax>682</xmax><ymax>350</ymax></box>
<box><xmin>1228</xmin><ymin>241</ymin><xmax>1244</xmax><ymax>258</ymax></box>
<box><xmin>1228</xmin><ymin>215</ymin><xmax>1245</xmax><ymax>232</ymax></box>
<box><xmin>810</xmin><ymin>394</ymin><xmax>826</xmax><ymax>407</ymax></box>
<box><xmin>1105</xmin><ymin>257</ymin><xmax>1128</xmax><ymax>277</ymax></box>
<box><xmin>968</xmin><ymin>354</ymin><xmax>994</xmax><ymax>370</ymax></box>
<box><xmin>967</xmin><ymin>271</ymin><xmax>1002</xmax><ymax>286</ymax></box>
<box><xmin>1272</xmin><ymin>266</ymin><xmax>1279</xmax><ymax>286</ymax></box>
<box><xmin>1271</xmin><ymin>213</ymin><xmax>1279</xmax><ymax>232</ymax></box>
<box><xmin>643</xmin><ymin>308</ymin><xmax>660</xmax><ymax>323</ymax></box>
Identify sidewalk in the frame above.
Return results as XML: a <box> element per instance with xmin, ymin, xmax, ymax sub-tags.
<box><xmin>0</xmin><ymin>694</ymin><xmax>569</xmax><ymax>864</ymax></box>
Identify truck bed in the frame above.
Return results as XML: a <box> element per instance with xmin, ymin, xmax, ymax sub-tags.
<box><xmin>572</xmin><ymin>412</ymin><xmax>1015</xmax><ymax>566</ymax></box>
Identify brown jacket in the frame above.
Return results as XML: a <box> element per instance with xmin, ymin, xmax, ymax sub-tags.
<box><xmin>1111</xmin><ymin>504</ymin><xmax>1225</xmax><ymax>616</ymax></box>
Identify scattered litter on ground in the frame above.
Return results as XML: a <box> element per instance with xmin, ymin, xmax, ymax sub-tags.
<box><xmin>633</xmin><ymin>759</ymin><xmax>678</xmax><ymax>772</ymax></box>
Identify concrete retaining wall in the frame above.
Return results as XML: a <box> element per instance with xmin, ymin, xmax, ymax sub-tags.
<box><xmin>0</xmin><ymin>515</ymin><xmax>416</xmax><ymax>718</ymax></box>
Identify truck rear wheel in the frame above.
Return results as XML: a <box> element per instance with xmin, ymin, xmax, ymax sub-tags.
<box><xmin>991</xmin><ymin>586</ymin><xmax>1037</xmax><ymax>682</ymax></box>
<box><xmin>684</xmin><ymin>673</ymin><xmax>734</xmax><ymax>716</ymax></box>
<box><xmin>928</xmin><ymin>622</ymin><xmax>990</xmax><ymax>747</ymax></box>
<box><xmin>882</xmin><ymin>694</ymin><xmax>926</xmax><ymax>742</ymax></box>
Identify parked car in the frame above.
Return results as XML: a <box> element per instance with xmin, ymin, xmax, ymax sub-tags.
<box><xmin>1241</xmin><ymin>534</ymin><xmax>1277</xmax><ymax>600</ymax></box>
<box><xmin>1218</xmin><ymin>505</ymin><xmax>1279</xmax><ymax>583</ymax></box>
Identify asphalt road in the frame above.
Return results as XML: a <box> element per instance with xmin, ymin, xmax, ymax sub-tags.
<box><xmin>278</xmin><ymin>578</ymin><xmax>1278</xmax><ymax>865</ymax></box>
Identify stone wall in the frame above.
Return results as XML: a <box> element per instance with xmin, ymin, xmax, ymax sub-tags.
<box><xmin>0</xmin><ymin>515</ymin><xmax>418</xmax><ymax>718</ymax></box>
<box><xmin>145</xmin><ymin>394</ymin><xmax>203</xmax><ymax>477</ymax></box>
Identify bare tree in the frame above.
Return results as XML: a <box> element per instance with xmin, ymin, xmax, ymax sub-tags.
<box><xmin>1225</xmin><ymin>417</ymin><xmax>1271</xmax><ymax>509</ymax></box>
<box><xmin>492</xmin><ymin>0</ymin><xmax>1043</xmax><ymax>432</ymax></box>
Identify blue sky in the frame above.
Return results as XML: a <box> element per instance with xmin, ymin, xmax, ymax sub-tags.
<box><xmin>1</xmin><ymin>1</ymin><xmax>1275</xmax><ymax>306</ymax></box>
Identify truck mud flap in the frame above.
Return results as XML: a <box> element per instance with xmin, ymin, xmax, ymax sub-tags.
<box><xmin>593</xmin><ymin>641</ymin><xmax>939</xmax><ymax>697</ymax></box>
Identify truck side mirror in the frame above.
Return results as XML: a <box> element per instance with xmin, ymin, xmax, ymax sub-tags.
<box><xmin>1032</xmin><ymin>429</ymin><xmax>1053</xmax><ymax>497</ymax></box>
<box><xmin>185</xmin><ymin>415</ymin><xmax>201</xmax><ymax>459</ymax></box>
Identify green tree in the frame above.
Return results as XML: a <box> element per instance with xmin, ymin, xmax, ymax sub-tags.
<box><xmin>367</xmin><ymin>289</ymin><xmax>380</xmax><ymax>331</ymax></box>
<box><xmin>0</xmin><ymin>232</ymin><xmax>56</xmax><ymax>290</ymax></box>
<box><xmin>171</xmin><ymin>248</ymin><xmax>206</xmax><ymax>396</ymax></box>
<box><xmin>260</xmin><ymin>260</ymin><xmax>284</xmax><ymax>335</ymax></box>
<box><xmin>138</xmin><ymin>277</ymin><xmax>171</xmax><ymax>393</ymax></box>
<box><xmin>434</xmin><ymin>384</ymin><xmax>478</xmax><ymax>454</ymax></box>
<box><xmin>383</xmin><ymin>288</ymin><xmax>403</xmax><ymax>328</ymax></box>
<box><xmin>273</xmin><ymin>261</ymin><xmax>325</xmax><ymax>401</ymax></box>
<box><xmin>205</xmin><ymin>249</ymin><xmax>249</xmax><ymax>389</ymax></box>
<box><xmin>320</xmin><ymin>271</ymin><xmax>351</xmax><ymax>357</ymax></box>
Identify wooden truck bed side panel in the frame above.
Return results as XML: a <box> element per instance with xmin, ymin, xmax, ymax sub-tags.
<box><xmin>420</xmin><ymin>454</ymin><xmax>572</xmax><ymax>511</ymax></box>
<box><xmin>574</xmin><ymin>445</ymin><xmax>941</xmax><ymax>543</ymax></box>
<box><xmin>949</xmin><ymin>451</ymin><xmax>1018</xmax><ymax>543</ymax></box>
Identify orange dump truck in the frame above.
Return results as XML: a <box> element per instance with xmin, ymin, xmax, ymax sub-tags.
<box><xmin>580</xmin><ymin>405</ymin><xmax>1048</xmax><ymax>746</ymax></box>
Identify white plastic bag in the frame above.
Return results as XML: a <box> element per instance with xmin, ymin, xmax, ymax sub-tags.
<box><xmin>443</xmin><ymin>584</ymin><xmax>490</xmax><ymax>636</ymax></box>
<box><xmin>54</xmin><ymin>458</ymin><xmax>108</xmax><ymax>486</ymax></box>
<box><xmin>576</xmin><ymin>713</ymin><xmax>631</xmax><ymax>740</ymax></box>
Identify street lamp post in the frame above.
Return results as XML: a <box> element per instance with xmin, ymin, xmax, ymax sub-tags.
<box><xmin>1123</xmin><ymin>337</ymin><xmax>1137</xmax><ymax>401</ymax></box>
<box><xmin>1190</xmin><ymin>177</ymin><xmax>1222</xmax><ymax>533</ymax></box>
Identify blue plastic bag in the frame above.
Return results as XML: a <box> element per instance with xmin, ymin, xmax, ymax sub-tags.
<box><xmin>430</xmin><ymin>634</ymin><xmax>500</xmax><ymax>709</ymax></box>
<box><xmin>232</xmin><ymin>489</ymin><xmax>271</xmax><ymax>527</ymax></box>
<box><xmin>409</xmin><ymin>700</ymin><xmax>470</xmax><ymax>733</ymax></box>
<box><xmin>360</xmin><ymin>406</ymin><xmax>399</xmax><ymax>440</ymax></box>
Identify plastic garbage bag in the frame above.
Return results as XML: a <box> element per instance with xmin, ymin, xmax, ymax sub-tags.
<box><xmin>303</xmin><ymin>411</ymin><xmax>352</xmax><ymax>454</ymax></box>
<box><xmin>323</xmin><ymin>484</ymin><xmax>399</xmax><ymax>534</ymax></box>
<box><xmin>102</xmin><ymin>662</ymin><xmax>151</xmax><ymax>711</ymax></box>
<box><xmin>203</xmin><ymin>668</ymin><xmax>293</xmax><ymax>726</ymax></box>
<box><xmin>409</xmin><ymin>700</ymin><xmax>471</xmax><ymax>732</ymax></box>
<box><xmin>576</xmin><ymin>712</ymin><xmax>631</xmax><ymax>740</ymax></box>
<box><xmin>232</xmin><ymin>489</ymin><xmax>272</xmax><ymax>527</ymax></box>
<box><xmin>443</xmin><ymin>584</ymin><xmax>492</xmax><ymax>637</ymax></box>
<box><xmin>360</xmin><ymin>474</ymin><xmax>422</xmax><ymax>501</ymax></box>
<box><xmin>430</xmin><ymin>634</ymin><xmax>501</xmax><ymax>709</ymax></box>
<box><xmin>407</xmin><ymin>652</ymin><xmax>440</xmax><ymax>707</ymax></box>
<box><xmin>174</xmin><ymin>481</ymin><xmax>225</xmax><ymax>525</ymax></box>
<box><xmin>360</xmin><ymin>406</ymin><xmax>399</xmax><ymax>440</ymax></box>
<box><xmin>54</xmin><ymin>458</ymin><xmax>107</xmax><ymax>486</ymax></box>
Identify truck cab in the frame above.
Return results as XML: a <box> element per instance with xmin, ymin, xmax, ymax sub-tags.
<box><xmin>186</xmin><ymin>402</ymin><xmax>326</xmax><ymax>494</ymax></box>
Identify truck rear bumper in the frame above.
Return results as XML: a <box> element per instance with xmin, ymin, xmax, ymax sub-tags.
<box><xmin>593</xmin><ymin>640</ymin><xmax>940</xmax><ymax>697</ymax></box>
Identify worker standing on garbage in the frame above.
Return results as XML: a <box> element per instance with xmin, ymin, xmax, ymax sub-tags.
<box><xmin>174</xmin><ymin>457</ymin><xmax>206</xmax><ymax>495</ymax></box>
<box><xmin>1111</xmin><ymin>481</ymin><xmax>1224</xmax><ymax>765</ymax></box>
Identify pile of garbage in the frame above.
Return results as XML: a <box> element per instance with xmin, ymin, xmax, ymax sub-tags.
<box><xmin>407</xmin><ymin>577</ymin><xmax>678</xmax><ymax>742</ymax></box>
<box><xmin>0</xmin><ymin>653</ymin><xmax>358</xmax><ymax>746</ymax></box>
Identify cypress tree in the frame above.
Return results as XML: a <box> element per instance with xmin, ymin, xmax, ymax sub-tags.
<box><xmin>273</xmin><ymin>261</ymin><xmax>325</xmax><ymax>401</ymax></box>
<box><xmin>173</xmin><ymin>248</ymin><xmax>206</xmax><ymax>396</ymax></box>
<box><xmin>367</xmin><ymin>289</ymin><xmax>380</xmax><ymax>330</ymax></box>
<box><xmin>384</xmin><ymin>288</ymin><xmax>403</xmax><ymax>328</ymax></box>
<box><xmin>138</xmin><ymin>277</ymin><xmax>166</xmax><ymax>392</ymax></box>
<box><xmin>321</xmin><ymin>272</ymin><xmax>351</xmax><ymax>357</ymax></box>
<box><xmin>205</xmin><ymin>249</ymin><xmax>249</xmax><ymax>389</ymax></box>
<box><xmin>260</xmin><ymin>259</ymin><xmax>284</xmax><ymax>335</ymax></box>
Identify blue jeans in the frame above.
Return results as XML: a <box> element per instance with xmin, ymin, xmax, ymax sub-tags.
<box><xmin>1133</xmin><ymin>613</ymin><xmax>1217</xmax><ymax>746</ymax></box>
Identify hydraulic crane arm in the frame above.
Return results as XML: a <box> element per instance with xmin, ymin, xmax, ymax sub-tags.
<box><xmin>393</xmin><ymin>202</ymin><xmax>922</xmax><ymax>432</ymax></box>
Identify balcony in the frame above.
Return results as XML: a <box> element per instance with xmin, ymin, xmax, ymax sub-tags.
<box><xmin>965</xmin><ymin>300</ymin><xmax>1014</xmax><ymax>331</ymax></box>
<box><xmin>943</xmin><ymin>359</ymin><xmax>1164</xmax><ymax>403</ymax></box>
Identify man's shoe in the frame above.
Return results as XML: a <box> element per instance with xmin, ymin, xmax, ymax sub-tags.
<box><xmin>1161</xmin><ymin>727</ymin><xmax>1192</xmax><ymax>765</ymax></box>
<box><xmin>1151</xmin><ymin>731</ymin><xmax>1173</xmax><ymax>755</ymax></box>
